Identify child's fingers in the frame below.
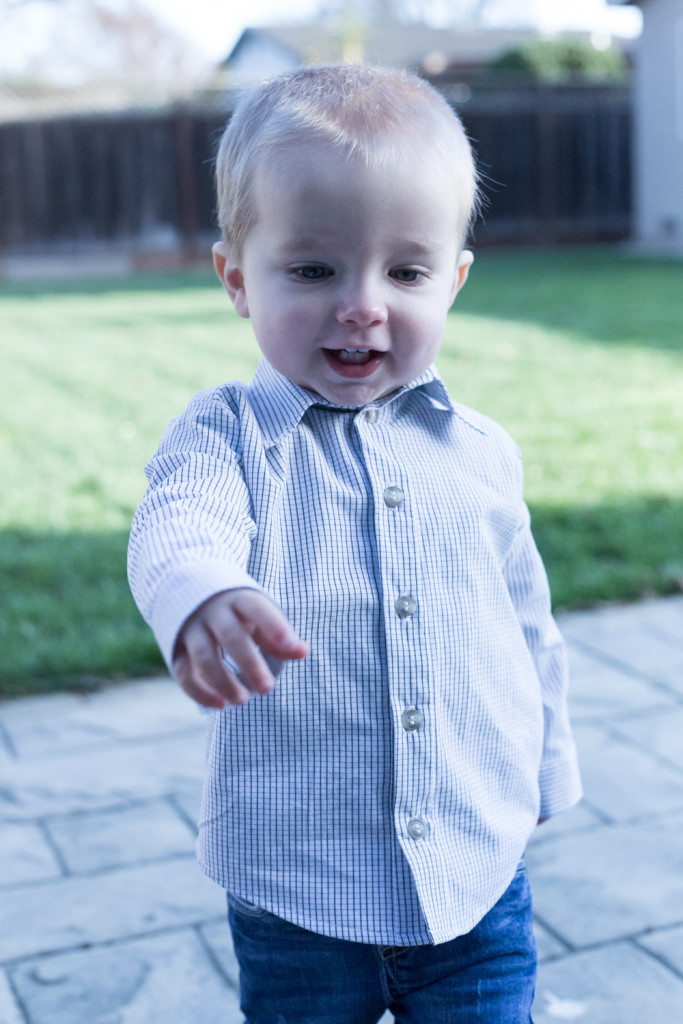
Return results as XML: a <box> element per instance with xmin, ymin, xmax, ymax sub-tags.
<box><xmin>206</xmin><ymin>603</ymin><xmax>280</xmax><ymax>695</ymax></box>
<box><xmin>172</xmin><ymin>589</ymin><xmax>308</xmax><ymax>708</ymax></box>
<box><xmin>173</xmin><ymin>648</ymin><xmax>233</xmax><ymax>709</ymax></box>
<box><xmin>175</xmin><ymin>619</ymin><xmax>252</xmax><ymax>707</ymax></box>
<box><xmin>228</xmin><ymin>590</ymin><xmax>309</xmax><ymax>660</ymax></box>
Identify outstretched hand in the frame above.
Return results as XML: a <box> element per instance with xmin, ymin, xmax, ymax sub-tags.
<box><xmin>172</xmin><ymin>588</ymin><xmax>308</xmax><ymax>708</ymax></box>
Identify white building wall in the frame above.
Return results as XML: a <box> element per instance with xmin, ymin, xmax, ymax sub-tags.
<box><xmin>634</xmin><ymin>0</ymin><xmax>683</xmax><ymax>250</ymax></box>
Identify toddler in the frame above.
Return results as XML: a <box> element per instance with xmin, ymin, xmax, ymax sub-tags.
<box><xmin>128</xmin><ymin>64</ymin><xmax>581</xmax><ymax>1023</ymax></box>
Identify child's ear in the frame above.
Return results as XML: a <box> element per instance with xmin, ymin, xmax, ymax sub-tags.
<box><xmin>212</xmin><ymin>242</ymin><xmax>250</xmax><ymax>318</ymax></box>
<box><xmin>449</xmin><ymin>249</ymin><xmax>473</xmax><ymax>304</ymax></box>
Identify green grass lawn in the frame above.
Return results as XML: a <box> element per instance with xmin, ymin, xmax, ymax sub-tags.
<box><xmin>1</xmin><ymin>248</ymin><xmax>682</xmax><ymax>696</ymax></box>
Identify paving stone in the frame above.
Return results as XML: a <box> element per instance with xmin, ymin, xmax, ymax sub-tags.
<box><xmin>570</xmin><ymin>629</ymin><xmax>683</xmax><ymax>692</ymax></box>
<box><xmin>638</xmin><ymin>924</ymin><xmax>683</xmax><ymax>978</ymax></box>
<box><xmin>0</xmin><ymin>823</ymin><xmax>62</xmax><ymax>887</ymax></box>
<box><xmin>0</xmin><ymin>857</ymin><xmax>224</xmax><ymax>962</ymax></box>
<box><xmin>612</xmin><ymin>705</ymin><xmax>683</xmax><ymax>772</ymax></box>
<box><xmin>557</xmin><ymin>597</ymin><xmax>683</xmax><ymax>643</ymax></box>
<box><xmin>534</xmin><ymin>921</ymin><xmax>569</xmax><ymax>962</ymax></box>
<box><xmin>0</xmin><ymin>731</ymin><xmax>205</xmax><ymax>822</ymax></box>
<box><xmin>566</xmin><ymin>644</ymin><xmax>672</xmax><ymax>721</ymax></box>
<box><xmin>0</xmin><ymin>968</ymin><xmax>25</xmax><ymax>1024</ymax></box>
<box><xmin>640</xmin><ymin>597</ymin><xmax>683</xmax><ymax>645</ymax></box>
<box><xmin>533</xmin><ymin>942</ymin><xmax>683</xmax><ymax>1023</ymax></box>
<box><xmin>529</xmin><ymin>802</ymin><xmax>603</xmax><ymax>843</ymax></box>
<box><xmin>9</xmin><ymin>929</ymin><xmax>242</xmax><ymax>1024</ymax></box>
<box><xmin>198</xmin><ymin>919</ymin><xmax>240</xmax><ymax>984</ymax></box>
<box><xmin>170</xmin><ymin>785</ymin><xmax>204</xmax><ymax>832</ymax></box>
<box><xmin>45</xmin><ymin>800</ymin><xmax>196</xmax><ymax>873</ymax></box>
<box><xmin>526</xmin><ymin>814</ymin><xmax>683</xmax><ymax>948</ymax></box>
<box><xmin>0</xmin><ymin>679</ymin><xmax>202</xmax><ymax>758</ymax></box>
<box><xmin>570</xmin><ymin>722</ymin><xmax>683</xmax><ymax>821</ymax></box>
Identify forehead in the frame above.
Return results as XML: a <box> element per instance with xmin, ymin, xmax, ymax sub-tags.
<box><xmin>251</xmin><ymin>139</ymin><xmax>466</xmax><ymax>233</ymax></box>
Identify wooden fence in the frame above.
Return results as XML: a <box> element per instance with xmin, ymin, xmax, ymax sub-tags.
<box><xmin>0</xmin><ymin>85</ymin><xmax>632</xmax><ymax>256</ymax></box>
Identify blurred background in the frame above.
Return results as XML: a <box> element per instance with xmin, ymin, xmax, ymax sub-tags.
<box><xmin>1</xmin><ymin>0</ymin><xmax>682</xmax><ymax>697</ymax></box>
<box><xmin>0</xmin><ymin>0</ymin><xmax>646</xmax><ymax>265</ymax></box>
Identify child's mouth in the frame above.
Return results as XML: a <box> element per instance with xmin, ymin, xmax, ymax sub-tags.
<box><xmin>324</xmin><ymin>348</ymin><xmax>384</xmax><ymax>377</ymax></box>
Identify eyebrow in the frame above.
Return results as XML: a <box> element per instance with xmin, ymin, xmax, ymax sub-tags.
<box><xmin>273</xmin><ymin>239</ymin><xmax>449</xmax><ymax>258</ymax></box>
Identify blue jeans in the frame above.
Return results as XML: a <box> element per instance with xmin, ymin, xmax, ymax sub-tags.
<box><xmin>227</xmin><ymin>862</ymin><xmax>537</xmax><ymax>1023</ymax></box>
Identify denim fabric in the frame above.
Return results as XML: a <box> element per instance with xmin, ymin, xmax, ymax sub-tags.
<box><xmin>227</xmin><ymin>861</ymin><xmax>537</xmax><ymax>1023</ymax></box>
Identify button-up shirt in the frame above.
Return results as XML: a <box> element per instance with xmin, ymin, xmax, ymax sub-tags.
<box><xmin>128</xmin><ymin>359</ymin><xmax>581</xmax><ymax>946</ymax></box>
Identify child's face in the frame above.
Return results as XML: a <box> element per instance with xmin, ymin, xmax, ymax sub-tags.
<box><xmin>214</xmin><ymin>140</ymin><xmax>472</xmax><ymax>407</ymax></box>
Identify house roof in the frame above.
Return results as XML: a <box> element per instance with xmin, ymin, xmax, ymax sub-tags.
<box><xmin>223</xmin><ymin>20</ymin><xmax>634</xmax><ymax>74</ymax></box>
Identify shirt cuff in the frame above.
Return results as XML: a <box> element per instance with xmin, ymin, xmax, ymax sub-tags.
<box><xmin>150</xmin><ymin>561</ymin><xmax>264</xmax><ymax>669</ymax></box>
<box><xmin>538</xmin><ymin>746</ymin><xmax>583</xmax><ymax>820</ymax></box>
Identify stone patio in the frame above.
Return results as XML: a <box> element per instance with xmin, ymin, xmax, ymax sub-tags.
<box><xmin>1</xmin><ymin>596</ymin><xmax>683</xmax><ymax>1023</ymax></box>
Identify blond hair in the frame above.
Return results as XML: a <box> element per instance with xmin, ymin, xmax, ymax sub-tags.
<box><xmin>215</xmin><ymin>64</ymin><xmax>479</xmax><ymax>255</ymax></box>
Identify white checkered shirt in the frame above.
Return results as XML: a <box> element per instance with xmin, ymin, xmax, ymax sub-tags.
<box><xmin>128</xmin><ymin>359</ymin><xmax>581</xmax><ymax>945</ymax></box>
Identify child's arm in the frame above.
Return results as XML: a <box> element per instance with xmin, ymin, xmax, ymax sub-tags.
<box><xmin>172</xmin><ymin>588</ymin><xmax>307</xmax><ymax>708</ymax></box>
<box><xmin>505</xmin><ymin>520</ymin><xmax>582</xmax><ymax>821</ymax></box>
<box><xmin>128</xmin><ymin>388</ymin><xmax>307</xmax><ymax>701</ymax></box>
<box><xmin>502</xmin><ymin>493</ymin><xmax>582</xmax><ymax>821</ymax></box>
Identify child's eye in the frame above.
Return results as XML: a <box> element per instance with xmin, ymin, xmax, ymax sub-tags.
<box><xmin>292</xmin><ymin>265</ymin><xmax>331</xmax><ymax>281</ymax></box>
<box><xmin>392</xmin><ymin>268</ymin><xmax>423</xmax><ymax>283</ymax></box>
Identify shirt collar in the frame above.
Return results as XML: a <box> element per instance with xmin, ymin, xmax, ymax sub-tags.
<box><xmin>247</xmin><ymin>359</ymin><xmax>455</xmax><ymax>448</ymax></box>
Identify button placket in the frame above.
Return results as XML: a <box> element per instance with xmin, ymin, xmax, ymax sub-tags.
<box><xmin>358</xmin><ymin>411</ymin><xmax>428</xmax><ymax>851</ymax></box>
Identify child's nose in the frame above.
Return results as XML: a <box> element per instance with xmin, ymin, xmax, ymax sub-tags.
<box><xmin>335</xmin><ymin>281</ymin><xmax>388</xmax><ymax>328</ymax></box>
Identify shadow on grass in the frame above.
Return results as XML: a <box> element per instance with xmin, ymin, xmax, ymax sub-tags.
<box><xmin>457</xmin><ymin>248</ymin><xmax>683</xmax><ymax>355</ymax></box>
<box><xmin>1</xmin><ymin>495</ymin><xmax>682</xmax><ymax>697</ymax></box>
<box><xmin>529</xmin><ymin>495</ymin><xmax>683</xmax><ymax>611</ymax></box>
<box><xmin>0</xmin><ymin>529</ymin><xmax>164</xmax><ymax>699</ymax></box>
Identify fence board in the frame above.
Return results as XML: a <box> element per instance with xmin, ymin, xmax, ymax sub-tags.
<box><xmin>0</xmin><ymin>87</ymin><xmax>632</xmax><ymax>254</ymax></box>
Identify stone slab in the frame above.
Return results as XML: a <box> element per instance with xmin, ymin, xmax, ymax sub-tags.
<box><xmin>534</xmin><ymin>921</ymin><xmax>569</xmax><ymax>963</ymax></box>
<box><xmin>0</xmin><ymin>857</ymin><xmax>224</xmax><ymax>962</ymax></box>
<box><xmin>0</xmin><ymin>731</ymin><xmax>205</xmax><ymax>822</ymax></box>
<box><xmin>0</xmin><ymin>679</ymin><xmax>202</xmax><ymax>758</ymax></box>
<box><xmin>45</xmin><ymin>800</ymin><xmax>196</xmax><ymax>873</ymax></box>
<box><xmin>567</xmin><ymin>629</ymin><xmax>683</xmax><ymax>692</ymax></box>
<box><xmin>533</xmin><ymin>942</ymin><xmax>683</xmax><ymax>1023</ymax></box>
<box><xmin>170</xmin><ymin>786</ymin><xmax>204</xmax><ymax>832</ymax></box>
<box><xmin>0</xmin><ymin>823</ymin><xmax>62</xmax><ymax>887</ymax></box>
<box><xmin>9</xmin><ymin>928</ymin><xmax>242</xmax><ymax>1024</ymax></box>
<box><xmin>529</xmin><ymin>802</ymin><xmax>604</xmax><ymax>844</ymax></box>
<box><xmin>565</xmin><ymin>644</ymin><xmax>673</xmax><ymax>721</ymax></box>
<box><xmin>0</xmin><ymin>968</ymin><xmax>25</xmax><ymax>1024</ymax></box>
<box><xmin>612</xmin><ymin>705</ymin><xmax>683</xmax><ymax>772</ymax></box>
<box><xmin>197</xmin><ymin>920</ymin><xmax>239</xmax><ymax>986</ymax></box>
<box><xmin>557</xmin><ymin>597</ymin><xmax>683</xmax><ymax>644</ymax></box>
<box><xmin>570</xmin><ymin>722</ymin><xmax>683</xmax><ymax>822</ymax></box>
<box><xmin>638</xmin><ymin>924</ymin><xmax>683</xmax><ymax>977</ymax></box>
<box><xmin>526</xmin><ymin>813</ymin><xmax>683</xmax><ymax>948</ymax></box>
<box><xmin>643</xmin><ymin>598</ymin><xmax>683</xmax><ymax>645</ymax></box>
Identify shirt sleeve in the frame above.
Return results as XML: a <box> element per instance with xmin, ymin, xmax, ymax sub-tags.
<box><xmin>127</xmin><ymin>389</ymin><xmax>262</xmax><ymax>669</ymax></box>
<box><xmin>502</xmin><ymin>465</ymin><xmax>583</xmax><ymax>819</ymax></box>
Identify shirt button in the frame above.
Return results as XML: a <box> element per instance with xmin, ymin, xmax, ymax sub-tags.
<box><xmin>394</xmin><ymin>595</ymin><xmax>417</xmax><ymax>618</ymax></box>
<box><xmin>383</xmin><ymin>485</ymin><xmax>405</xmax><ymax>508</ymax></box>
<box><xmin>401</xmin><ymin>708</ymin><xmax>423</xmax><ymax>731</ymax></box>
<box><xmin>364</xmin><ymin>408</ymin><xmax>379</xmax><ymax>423</ymax></box>
<box><xmin>407</xmin><ymin>818</ymin><xmax>427</xmax><ymax>839</ymax></box>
